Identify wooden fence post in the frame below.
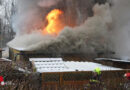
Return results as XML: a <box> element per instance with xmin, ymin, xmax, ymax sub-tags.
<box><xmin>59</xmin><ymin>73</ymin><xmax>63</xmax><ymax>89</ymax></box>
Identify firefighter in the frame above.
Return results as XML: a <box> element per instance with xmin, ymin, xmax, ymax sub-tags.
<box><xmin>124</xmin><ymin>73</ymin><xmax>130</xmax><ymax>89</ymax></box>
<box><xmin>84</xmin><ymin>68</ymin><xmax>102</xmax><ymax>90</ymax></box>
<box><xmin>90</xmin><ymin>67</ymin><xmax>102</xmax><ymax>84</ymax></box>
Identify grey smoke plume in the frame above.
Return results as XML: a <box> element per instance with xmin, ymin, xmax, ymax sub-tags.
<box><xmin>8</xmin><ymin>0</ymin><xmax>130</xmax><ymax>59</ymax></box>
<box><xmin>111</xmin><ymin>0</ymin><xmax>130</xmax><ymax>59</ymax></box>
<box><xmin>8</xmin><ymin>3</ymin><xmax>112</xmax><ymax>57</ymax></box>
<box><xmin>12</xmin><ymin>0</ymin><xmax>60</xmax><ymax>35</ymax></box>
<box><xmin>38</xmin><ymin>0</ymin><xmax>60</xmax><ymax>7</ymax></box>
<box><xmin>12</xmin><ymin>0</ymin><xmax>95</xmax><ymax>35</ymax></box>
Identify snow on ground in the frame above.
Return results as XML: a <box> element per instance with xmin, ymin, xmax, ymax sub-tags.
<box><xmin>16</xmin><ymin>67</ymin><xmax>31</xmax><ymax>73</ymax></box>
<box><xmin>0</xmin><ymin>58</ymin><xmax>11</xmax><ymax>61</ymax></box>
<box><xmin>30</xmin><ymin>58</ymin><xmax>122</xmax><ymax>73</ymax></box>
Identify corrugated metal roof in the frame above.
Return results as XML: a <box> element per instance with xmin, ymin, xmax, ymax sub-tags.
<box><xmin>29</xmin><ymin>58</ymin><xmax>122</xmax><ymax>73</ymax></box>
<box><xmin>30</xmin><ymin>58</ymin><xmax>73</xmax><ymax>72</ymax></box>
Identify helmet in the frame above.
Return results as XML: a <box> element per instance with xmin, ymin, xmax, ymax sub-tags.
<box><xmin>124</xmin><ymin>73</ymin><xmax>130</xmax><ymax>79</ymax></box>
<box><xmin>93</xmin><ymin>67</ymin><xmax>101</xmax><ymax>75</ymax></box>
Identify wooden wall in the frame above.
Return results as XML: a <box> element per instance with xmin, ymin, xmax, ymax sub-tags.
<box><xmin>41</xmin><ymin>70</ymin><xmax>130</xmax><ymax>90</ymax></box>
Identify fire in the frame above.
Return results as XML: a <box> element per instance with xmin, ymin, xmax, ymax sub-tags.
<box><xmin>43</xmin><ymin>9</ymin><xmax>65</xmax><ymax>35</ymax></box>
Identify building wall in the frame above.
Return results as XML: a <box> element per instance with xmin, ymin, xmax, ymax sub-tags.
<box><xmin>9</xmin><ymin>47</ymin><xmax>56</xmax><ymax>61</ymax></box>
<box><xmin>9</xmin><ymin>48</ymin><xmax>20</xmax><ymax>61</ymax></box>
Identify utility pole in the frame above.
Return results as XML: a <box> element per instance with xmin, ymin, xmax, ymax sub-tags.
<box><xmin>0</xmin><ymin>19</ymin><xmax>2</xmax><ymax>49</ymax></box>
<box><xmin>0</xmin><ymin>18</ymin><xmax>2</xmax><ymax>58</ymax></box>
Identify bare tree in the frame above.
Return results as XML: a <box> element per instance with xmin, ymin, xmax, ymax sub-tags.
<box><xmin>0</xmin><ymin>0</ymin><xmax>16</xmax><ymax>48</ymax></box>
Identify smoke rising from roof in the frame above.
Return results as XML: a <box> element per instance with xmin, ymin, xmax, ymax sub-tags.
<box><xmin>111</xmin><ymin>0</ymin><xmax>130</xmax><ymax>59</ymax></box>
<box><xmin>8</xmin><ymin>0</ymin><xmax>130</xmax><ymax>59</ymax></box>
<box><xmin>12</xmin><ymin>0</ymin><xmax>94</xmax><ymax>35</ymax></box>
<box><xmin>8</xmin><ymin>3</ymin><xmax>112</xmax><ymax>58</ymax></box>
<box><xmin>12</xmin><ymin>0</ymin><xmax>60</xmax><ymax>34</ymax></box>
<box><xmin>38</xmin><ymin>0</ymin><xmax>60</xmax><ymax>7</ymax></box>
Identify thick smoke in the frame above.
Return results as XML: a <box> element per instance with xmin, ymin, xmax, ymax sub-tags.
<box><xmin>12</xmin><ymin>0</ymin><xmax>60</xmax><ymax>35</ymax></box>
<box><xmin>111</xmin><ymin>0</ymin><xmax>130</xmax><ymax>59</ymax></box>
<box><xmin>8</xmin><ymin>0</ymin><xmax>130</xmax><ymax>59</ymax></box>
<box><xmin>8</xmin><ymin>3</ymin><xmax>112</xmax><ymax>57</ymax></box>
<box><xmin>12</xmin><ymin>0</ymin><xmax>94</xmax><ymax>35</ymax></box>
<box><xmin>38</xmin><ymin>0</ymin><xmax>60</xmax><ymax>7</ymax></box>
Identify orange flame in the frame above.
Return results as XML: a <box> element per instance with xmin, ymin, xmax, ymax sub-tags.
<box><xmin>43</xmin><ymin>9</ymin><xmax>65</xmax><ymax>35</ymax></box>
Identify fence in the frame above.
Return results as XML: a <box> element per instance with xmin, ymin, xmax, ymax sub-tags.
<box><xmin>42</xmin><ymin>70</ymin><xmax>130</xmax><ymax>90</ymax></box>
<box><xmin>1</xmin><ymin>69</ymin><xmax>130</xmax><ymax>90</ymax></box>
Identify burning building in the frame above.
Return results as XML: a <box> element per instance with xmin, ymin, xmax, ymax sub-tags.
<box><xmin>4</xmin><ymin>0</ymin><xmax>130</xmax><ymax>89</ymax></box>
<box><xmin>8</xmin><ymin>0</ymin><xmax>113</xmax><ymax>62</ymax></box>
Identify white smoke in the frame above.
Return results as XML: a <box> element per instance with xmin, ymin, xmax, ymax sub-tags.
<box><xmin>8</xmin><ymin>0</ymin><xmax>130</xmax><ymax>59</ymax></box>
<box><xmin>12</xmin><ymin>0</ymin><xmax>60</xmax><ymax>35</ymax></box>
<box><xmin>8</xmin><ymin>3</ymin><xmax>112</xmax><ymax>57</ymax></box>
<box><xmin>111</xmin><ymin>0</ymin><xmax>130</xmax><ymax>59</ymax></box>
<box><xmin>8</xmin><ymin>31</ymin><xmax>54</xmax><ymax>50</ymax></box>
<box><xmin>38</xmin><ymin>0</ymin><xmax>60</xmax><ymax>7</ymax></box>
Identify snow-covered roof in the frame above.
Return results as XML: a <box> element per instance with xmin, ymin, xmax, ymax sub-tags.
<box><xmin>30</xmin><ymin>58</ymin><xmax>73</xmax><ymax>72</ymax></box>
<box><xmin>95</xmin><ymin>58</ymin><xmax>130</xmax><ymax>63</ymax></box>
<box><xmin>29</xmin><ymin>58</ymin><xmax>122</xmax><ymax>73</ymax></box>
<box><xmin>12</xmin><ymin>47</ymin><xmax>27</xmax><ymax>51</ymax></box>
<box><xmin>8</xmin><ymin>46</ymin><xmax>29</xmax><ymax>51</ymax></box>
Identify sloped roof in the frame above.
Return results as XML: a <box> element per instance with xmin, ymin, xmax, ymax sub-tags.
<box><xmin>29</xmin><ymin>58</ymin><xmax>121</xmax><ymax>73</ymax></box>
<box><xmin>30</xmin><ymin>58</ymin><xmax>73</xmax><ymax>72</ymax></box>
